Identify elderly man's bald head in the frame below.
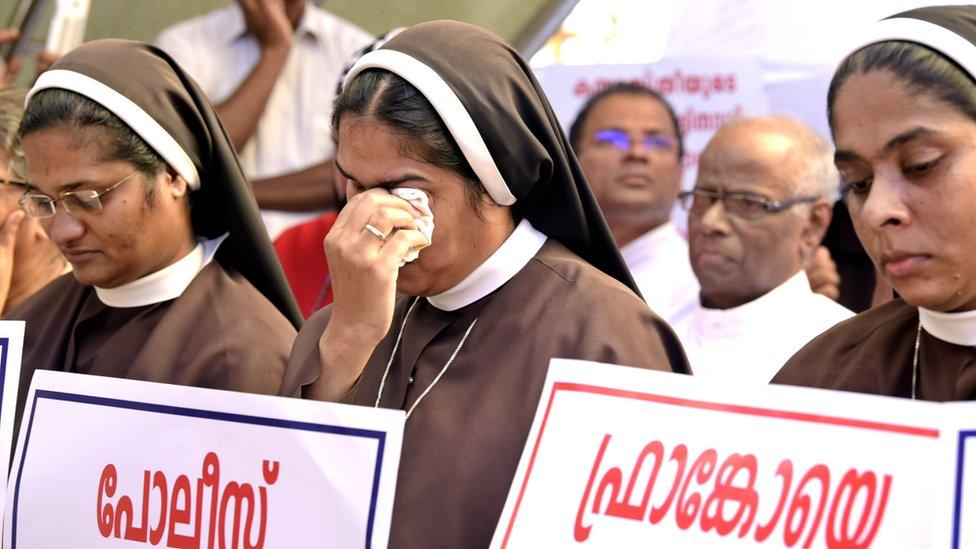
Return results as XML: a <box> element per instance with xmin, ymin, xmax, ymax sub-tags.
<box><xmin>686</xmin><ymin>116</ymin><xmax>837</xmax><ymax>309</ymax></box>
<box><xmin>707</xmin><ymin>115</ymin><xmax>837</xmax><ymax>202</ymax></box>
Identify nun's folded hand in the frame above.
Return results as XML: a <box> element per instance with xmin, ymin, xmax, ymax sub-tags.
<box><xmin>324</xmin><ymin>188</ymin><xmax>429</xmax><ymax>346</ymax></box>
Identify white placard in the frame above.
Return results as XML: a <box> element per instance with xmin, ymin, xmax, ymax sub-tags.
<box><xmin>4</xmin><ymin>370</ymin><xmax>404</xmax><ymax>548</ymax></box>
<box><xmin>0</xmin><ymin>321</ymin><xmax>24</xmax><ymax>519</ymax></box>
<box><xmin>493</xmin><ymin>359</ymin><xmax>948</xmax><ymax>548</ymax></box>
<box><xmin>942</xmin><ymin>404</ymin><xmax>976</xmax><ymax>549</ymax></box>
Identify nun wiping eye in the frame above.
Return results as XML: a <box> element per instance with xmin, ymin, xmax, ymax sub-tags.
<box><xmin>280</xmin><ymin>20</ymin><xmax>690</xmax><ymax>549</ymax></box>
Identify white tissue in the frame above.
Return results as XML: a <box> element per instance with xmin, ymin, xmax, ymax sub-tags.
<box><xmin>390</xmin><ymin>187</ymin><xmax>434</xmax><ymax>266</ymax></box>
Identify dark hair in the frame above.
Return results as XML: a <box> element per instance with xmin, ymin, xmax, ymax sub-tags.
<box><xmin>568</xmin><ymin>83</ymin><xmax>684</xmax><ymax>160</ymax></box>
<box><xmin>19</xmin><ymin>89</ymin><xmax>167</xmax><ymax>180</ymax></box>
<box><xmin>332</xmin><ymin>69</ymin><xmax>486</xmax><ymax>209</ymax></box>
<box><xmin>828</xmin><ymin>40</ymin><xmax>976</xmax><ymax>133</ymax></box>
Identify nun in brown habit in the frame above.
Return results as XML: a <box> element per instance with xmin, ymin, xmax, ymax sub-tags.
<box><xmin>6</xmin><ymin>40</ymin><xmax>302</xmax><ymax>426</ymax></box>
<box><xmin>280</xmin><ymin>20</ymin><xmax>689</xmax><ymax>548</ymax></box>
<box><xmin>773</xmin><ymin>6</ymin><xmax>976</xmax><ymax>400</ymax></box>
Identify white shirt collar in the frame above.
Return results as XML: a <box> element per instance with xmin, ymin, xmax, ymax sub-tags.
<box><xmin>619</xmin><ymin>222</ymin><xmax>684</xmax><ymax>265</ymax></box>
<box><xmin>693</xmin><ymin>270</ymin><xmax>810</xmax><ymax>338</ymax></box>
<box><xmin>94</xmin><ymin>234</ymin><xmax>228</xmax><ymax>308</ymax></box>
<box><xmin>919</xmin><ymin>306</ymin><xmax>976</xmax><ymax>346</ymax></box>
<box><xmin>426</xmin><ymin>219</ymin><xmax>548</xmax><ymax>311</ymax></box>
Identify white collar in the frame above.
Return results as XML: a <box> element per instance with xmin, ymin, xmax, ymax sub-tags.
<box><xmin>619</xmin><ymin>221</ymin><xmax>684</xmax><ymax>265</ymax></box>
<box><xmin>693</xmin><ymin>270</ymin><xmax>810</xmax><ymax>338</ymax></box>
<box><xmin>426</xmin><ymin>219</ymin><xmax>547</xmax><ymax>311</ymax></box>
<box><xmin>94</xmin><ymin>234</ymin><xmax>228</xmax><ymax>308</ymax></box>
<box><xmin>919</xmin><ymin>307</ymin><xmax>976</xmax><ymax>346</ymax></box>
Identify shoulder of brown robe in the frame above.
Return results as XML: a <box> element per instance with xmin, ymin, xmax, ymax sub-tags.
<box><xmin>162</xmin><ymin>260</ymin><xmax>297</xmax><ymax>394</ymax></box>
<box><xmin>530</xmin><ymin>240</ymin><xmax>687</xmax><ymax>374</ymax></box>
<box><xmin>4</xmin><ymin>271</ymin><xmax>83</xmax><ymax>322</ymax></box>
<box><xmin>8</xmin><ymin>261</ymin><xmax>296</xmax><ymax>395</ymax></box>
<box><xmin>279</xmin><ymin>302</ymin><xmax>335</xmax><ymax>399</ymax></box>
<box><xmin>771</xmin><ymin>298</ymin><xmax>916</xmax><ymax>395</ymax></box>
<box><xmin>280</xmin><ymin>240</ymin><xmax>688</xmax><ymax>400</ymax></box>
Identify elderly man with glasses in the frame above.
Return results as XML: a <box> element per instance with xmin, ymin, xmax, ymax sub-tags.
<box><xmin>671</xmin><ymin>115</ymin><xmax>854</xmax><ymax>384</ymax></box>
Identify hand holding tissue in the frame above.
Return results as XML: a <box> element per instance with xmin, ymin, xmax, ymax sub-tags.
<box><xmin>390</xmin><ymin>187</ymin><xmax>434</xmax><ymax>266</ymax></box>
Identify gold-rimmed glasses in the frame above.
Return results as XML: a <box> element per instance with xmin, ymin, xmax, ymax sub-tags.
<box><xmin>679</xmin><ymin>188</ymin><xmax>820</xmax><ymax>221</ymax></box>
<box><xmin>18</xmin><ymin>171</ymin><xmax>140</xmax><ymax>218</ymax></box>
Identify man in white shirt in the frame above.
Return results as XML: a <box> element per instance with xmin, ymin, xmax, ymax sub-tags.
<box><xmin>156</xmin><ymin>0</ymin><xmax>372</xmax><ymax>239</ymax></box>
<box><xmin>570</xmin><ymin>83</ymin><xmax>698</xmax><ymax>322</ymax></box>
<box><xmin>672</xmin><ymin>115</ymin><xmax>853</xmax><ymax>383</ymax></box>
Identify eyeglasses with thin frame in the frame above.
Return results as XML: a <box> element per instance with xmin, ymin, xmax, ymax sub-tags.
<box><xmin>19</xmin><ymin>171</ymin><xmax>140</xmax><ymax>219</ymax></box>
<box><xmin>592</xmin><ymin>128</ymin><xmax>677</xmax><ymax>153</ymax></box>
<box><xmin>678</xmin><ymin>188</ymin><xmax>820</xmax><ymax>221</ymax></box>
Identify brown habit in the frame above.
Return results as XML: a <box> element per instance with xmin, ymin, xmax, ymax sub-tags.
<box><xmin>8</xmin><ymin>260</ymin><xmax>296</xmax><ymax>428</ymax></box>
<box><xmin>7</xmin><ymin>39</ymin><xmax>303</xmax><ymax>424</ymax></box>
<box><xmin>281</xmin><ymin>241</ymin><xmax>682</xmax><ymax>548</ymax></box>
<box><xmin>773</xmin><ymin>298</ymin><xmax>976</xmax><ymax>401</ymax></box>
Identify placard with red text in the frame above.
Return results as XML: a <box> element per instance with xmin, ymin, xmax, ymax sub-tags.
<box><xmin>0</xmin><ymin>321</ymin><xmax>24</xmax><ymax>519</ymax></box>
<box><xmin>492</xmin><ymin>359</ymin><xmax>948</xmax><ymax>548</ymax></box>
<box><xmin>3</xmin><ymin>370</ymin><xmax>404</xmax><ymax>548</ymax></box>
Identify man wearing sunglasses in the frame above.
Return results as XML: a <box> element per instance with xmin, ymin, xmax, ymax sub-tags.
<box><xmin>570</xmin><ymin>83</ymin><xmax>698</xmax><ymax>323</ymax></box>
<box><xmin>671</xmin><ymin>116</ymin><xmax>853</xmax><ymax>383</ymax></box>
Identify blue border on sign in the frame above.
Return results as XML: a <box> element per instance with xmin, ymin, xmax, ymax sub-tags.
<box><xmin>952</xmin><ymin>429</ymin><xmax>976</xmax><ymax>548</ymax></box>
<box><xmin>0</xmin><ymin>338</ymin><xmax>8</xmax><ymax>413</ymax></box>
<box><xmin>11</xmin><ymin>389</ymin><xmax>389</xmax><ymax>549</ymax></box>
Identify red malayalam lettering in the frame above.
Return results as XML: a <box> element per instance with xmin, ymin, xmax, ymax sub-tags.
<box><xmin>826</xmin><ymin>469</ymin><xmax>891</xmax><ymax>549</ymax></box>
<box><xmin>570</xmin><ymin>71</ymin><xmax>740</xmax><ymax>100</ymax></box>
<box><xmin>574</xmin><ymin>435</ymin><xmax>892</xmax><ymax>546</ymax></box>
<box><xmin>679</xmin><ymin>105</ymin><xmax>744</xmax><ymax>135</ymax></box>
<box><xmin>97</xmin><ymin>452</ymin><xmax>280</xmax><ymax>549</ymax></box>
<box><xmin>701</xmin><ymin>453</ymin><xmax>758</xmax><ymax>537</ymax></box>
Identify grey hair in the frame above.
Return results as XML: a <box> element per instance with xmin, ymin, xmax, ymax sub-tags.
<box><xmin>720</xmin><ymin>115</ymin><xmax>839</xmax><ymax>203</ymax></box>
<box><xmin>0</xmin><ymin>88</ymin><xmax>26</xmax><ymax>177</ymax></box>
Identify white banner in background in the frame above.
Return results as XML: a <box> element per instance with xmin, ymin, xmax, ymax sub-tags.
<box><xmin>0</xmin><ymin>321</ymin><xmax>24</xmax><ymax>519</ymax></box>
<box><xmin>535</xmin><ymin>59</ymin><xmax>767</xmax><ymax>186</ymax></box>
<box><xmin>493</xmin><ymin>359</ymin><xmax>949</xmax><ymax>548</ymax></box>
<box><xmin>4</xmin><ymin>371</ymin><xmax>404</xmax><ymax>549</ymax></box>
